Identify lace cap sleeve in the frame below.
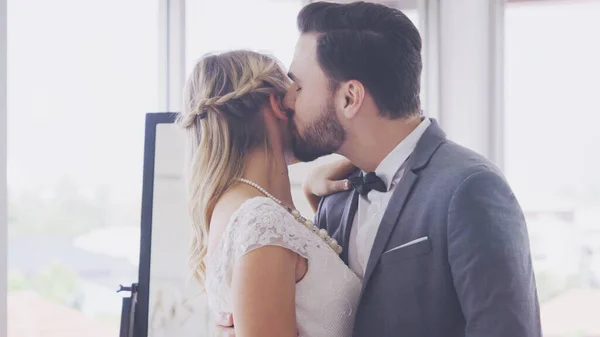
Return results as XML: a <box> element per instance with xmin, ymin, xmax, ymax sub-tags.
<box><xmin>227</xmin><ymin>197</ymin><xmax>311</xmax><ymax>261</ymax></box>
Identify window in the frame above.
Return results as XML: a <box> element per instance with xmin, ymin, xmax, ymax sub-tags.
<box><xmin>185</xmin><ymin>0</ymin><xmax>303</xmax><ymax>75</ymax></box>
<box><xmin>504</xmin><ymin>1</ymin><xmax>600</xmax><ymax>335</ymax></box>
<box><xmin>7</xmin><ymin>0</ymin><xmax>159</xmax><ymax>336</ymax></box>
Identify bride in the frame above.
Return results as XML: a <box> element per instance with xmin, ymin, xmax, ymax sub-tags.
<box><xmin>177</xmin><ymin>50</ymin><xmax>361</xmax><ymax>337</ymax></box>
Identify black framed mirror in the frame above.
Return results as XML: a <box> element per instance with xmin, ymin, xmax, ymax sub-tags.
<box><xmin>120</xmin><ymin>112</ymin><xmax>212</xmax><ymax>337</ymax></box>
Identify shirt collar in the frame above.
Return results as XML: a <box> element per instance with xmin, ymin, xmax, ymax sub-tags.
<box><xmin>372</xmin><ymin>117</ymin><xmax>431</xmax><ymax>190</ymax></box>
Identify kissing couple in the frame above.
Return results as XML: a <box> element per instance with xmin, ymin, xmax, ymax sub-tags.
<box><xmin>177</xmin><ymin>2</ymin><xmax>542</xmax><ymax>337</ymax></box>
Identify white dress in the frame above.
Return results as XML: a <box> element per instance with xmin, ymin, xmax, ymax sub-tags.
<box><xmin>205</xmin><ymin>196</ymin><xmax>361</xmax><ymax>337</ymax></box>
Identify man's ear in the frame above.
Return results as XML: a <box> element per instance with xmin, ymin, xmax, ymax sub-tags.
<box><xmin>340</xmin><ymin>80</ymin><xmax>365</xmax><ymax>120</ymax></box>
<box><xmin>269</xmin><ymin>93</ymin><xmax>288</xmax><ymax>120</ymax></box>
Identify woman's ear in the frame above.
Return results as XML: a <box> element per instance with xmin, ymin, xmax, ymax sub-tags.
<box><xmin>269</xmin><ymin>93</ymin><xmax>288</xmax><ymax>120</ymax></box>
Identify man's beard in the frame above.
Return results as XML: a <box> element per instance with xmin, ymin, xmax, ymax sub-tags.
<box><xmin>290</xmin><ymin>100</ymin><xmax>345</xmax><ymax>162</ymax></box>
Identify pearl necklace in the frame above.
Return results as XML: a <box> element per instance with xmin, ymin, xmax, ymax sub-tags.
<box><xmin>237</xmin><ymin>178</ymin><xmax>343</xmax><ymax>255</ymax></box>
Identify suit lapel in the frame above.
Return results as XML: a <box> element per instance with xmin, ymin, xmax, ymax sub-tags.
<box><xmin>339</xmin><ymin>191</ymin><xmax>358</xmax><ymax>265</ymax></box>
<box><xmin>360</xmin><ymin>118</ymin><xmax>447</xmax><ymax>291</ymax></box>
<box><xmin>361</xmin><ymin>168</ymin><xmax>418</xmax><ymax>290</ymax></box>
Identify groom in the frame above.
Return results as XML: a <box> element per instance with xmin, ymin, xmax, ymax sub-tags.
<box><xmin>217</xmin><ymin>1</ymin><xmax>542</xmax><ymax>336</ymax></box>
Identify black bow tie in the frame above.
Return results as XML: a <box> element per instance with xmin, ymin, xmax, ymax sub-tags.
<box><xmin>348</xmin><ymin>172</ymin><xmax>387</xmax><ymax>196</ymax></box>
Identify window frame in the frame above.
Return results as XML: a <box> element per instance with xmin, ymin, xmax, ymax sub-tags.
<box><xmin>1</xmin><ymin>0</ymin><xmax>8</xmax><ymax>334</ymax></box>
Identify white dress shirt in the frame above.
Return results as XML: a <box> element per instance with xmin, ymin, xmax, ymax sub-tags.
<box><xmin>348</xmin><ymin>118</ymin><xmax>431</xmax><ymax>278</ymax></box>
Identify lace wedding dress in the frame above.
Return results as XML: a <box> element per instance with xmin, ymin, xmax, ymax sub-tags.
<box><xmin>205</xmin><ymin>196</ymin><xmax>361</xmax><ymax>337</ymax></box>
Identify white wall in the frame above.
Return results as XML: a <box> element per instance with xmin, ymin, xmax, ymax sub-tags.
<box><xmin>1</xmin><ymin>0</ymin><xmax>7</xmax><ymax>334</ymax></box>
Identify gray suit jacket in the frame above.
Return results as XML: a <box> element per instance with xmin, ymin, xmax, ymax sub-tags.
<box><xmin>316</xmin><ymin>120</ymin><xmax>542</xmax><ymax>337</ymax></box>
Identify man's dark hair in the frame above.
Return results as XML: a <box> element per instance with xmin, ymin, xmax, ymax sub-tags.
<box><xmin>297</xmin><ymin>1</ymin><xmax>422</xmax><ymax>119</ymax></box>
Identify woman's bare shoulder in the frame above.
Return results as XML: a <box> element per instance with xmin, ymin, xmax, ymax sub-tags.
<box><xmin>207</xmin><ymin>185</ymin><xmax>265</xmax><ymax>250</ymax></box>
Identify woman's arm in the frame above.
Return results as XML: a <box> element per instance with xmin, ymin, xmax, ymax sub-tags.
<box><xmin>231</xmin><ymin>246</ymin><xmax>299</xmax><ymax>337</ymax></box>
<box><xmin>302</xmin><ymin>156</ymin><xmax>356</xmax><ymax>213</ymax></box>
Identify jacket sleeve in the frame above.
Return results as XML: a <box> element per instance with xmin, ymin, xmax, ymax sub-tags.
<box><xmin>447</xmin><ymin>170</ymin><xmax>542</xmax><ymax>337</ymax></box>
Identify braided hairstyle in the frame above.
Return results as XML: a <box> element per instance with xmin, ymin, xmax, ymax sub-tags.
<box><xmin>177</xmin><ymin>50</ymin><xmax>290</xmax><ymax>288</ymax></box>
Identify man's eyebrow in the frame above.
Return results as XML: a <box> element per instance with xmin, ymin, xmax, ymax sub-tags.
<box><xmin>288</xmin><ymin>72</ymin><xmax>300</xmax><ymax>84</ymax></box>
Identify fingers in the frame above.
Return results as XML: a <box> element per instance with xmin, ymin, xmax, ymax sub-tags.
<box><xmin>215</xmin><ymin>312</ymin><xmax>234</xmax><ymax>327</ymax></box>
<box><xmin>214</xmin><ymin>326</ymin><xmax>236</xmax><ymax>337</ymax></box>
<box><xmin>310</xmin><ymin>179</ymin><xmax>350</xmax><ymax>197</ymax></box>
<box><xmin>334</xmin><ymin>179</ymin><xmax>351</xmax><ymax>192</ymax></box>
<box><xmin>319</xmin><ymin>179</ymin><xmax>350</xmax><ymax>196</ymax></box>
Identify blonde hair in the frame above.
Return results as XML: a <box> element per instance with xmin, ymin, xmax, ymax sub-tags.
<box><xmin>177</xmin><ymin>50</ymin><xmax>291</xmax><ymax>288</ymax></box>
